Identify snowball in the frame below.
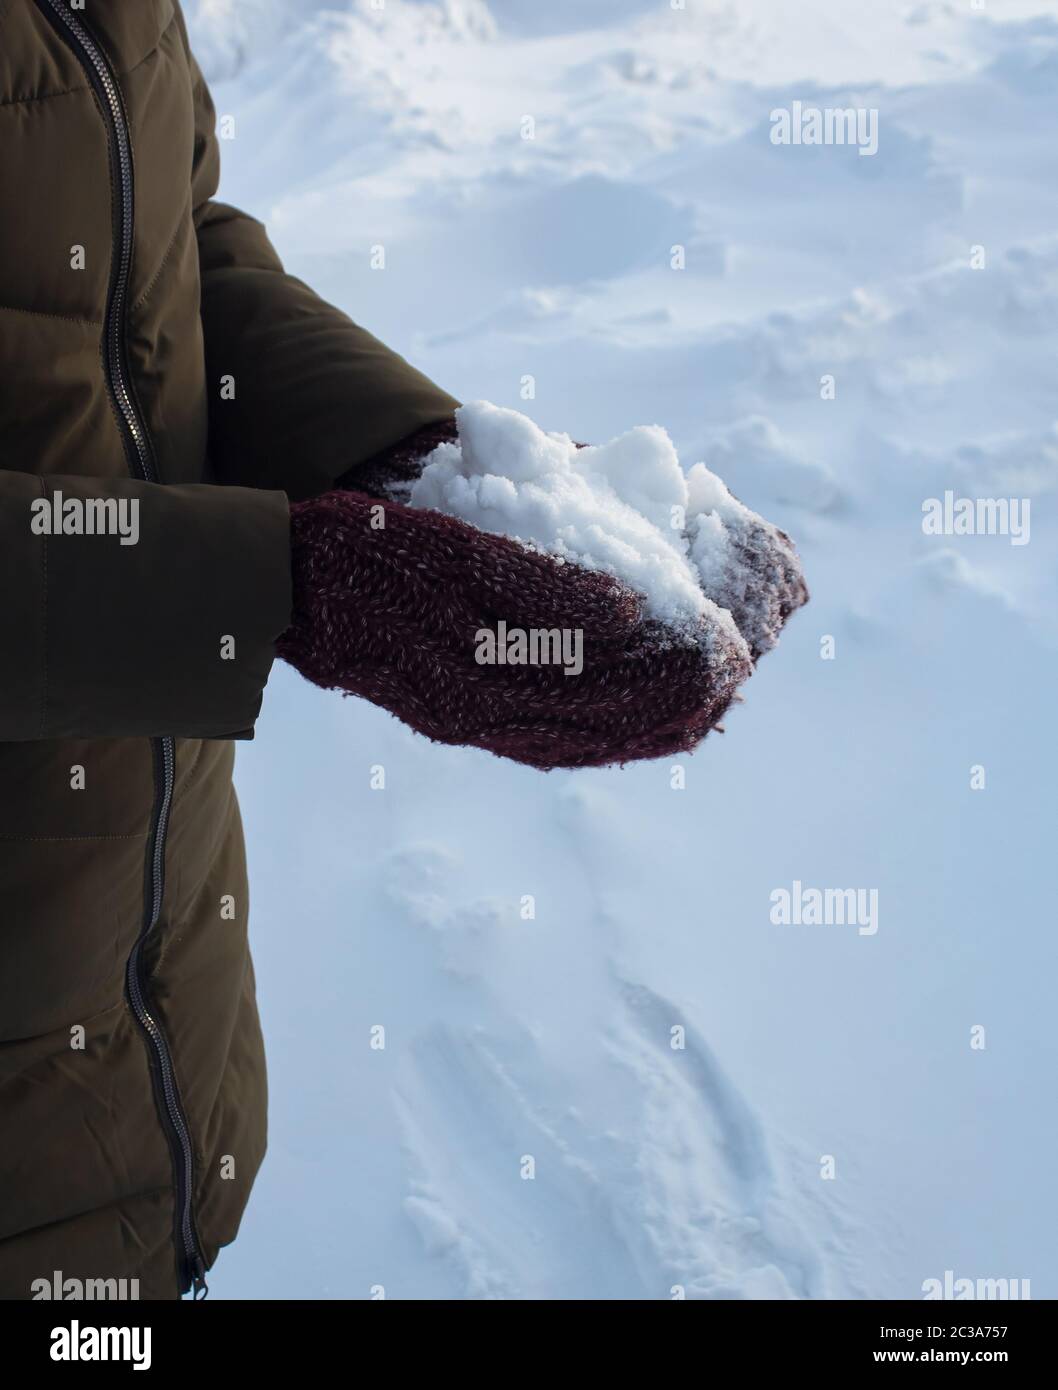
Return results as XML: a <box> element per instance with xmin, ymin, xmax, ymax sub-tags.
<box><xmin>409</xmin><ymin>401</ymin><xmax>711</xmax><ymax>629</ymax></box>
<box><xmin>576</xmin><ymin>424</ymin><xmax>688</xmax><ymax>536</ymax></box>
<box><xmin>408</xmin><ymin>401</ymin><xmax>801</xmax><ymax>656</ymax></box>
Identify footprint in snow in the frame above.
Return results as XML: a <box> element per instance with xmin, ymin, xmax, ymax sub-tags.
<box><xmin>391</xmin><ymin>980</ymin><xmax>835</xmax><ymax>1298</ymax></box>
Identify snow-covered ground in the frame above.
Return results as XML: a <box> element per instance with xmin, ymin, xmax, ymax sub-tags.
<box><xmin>186</xmin><ymin>0</ymin><xmax>1058</xmax><ymax>1299</ymax></box>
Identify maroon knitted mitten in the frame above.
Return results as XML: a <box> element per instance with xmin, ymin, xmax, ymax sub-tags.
<box><xmin>277</xmin><ymin>486</ymin><xmax>752</xmax><ymax>771</ymax></box>
<box><xmin>696</xmin><ymin>515</ymin><xmax>809</xmax><ymax>663</ymax></box>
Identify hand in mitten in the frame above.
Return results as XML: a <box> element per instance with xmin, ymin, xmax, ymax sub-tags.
<box><xmin>279</xmin><ymin>411</ymin><xmax>807</xmax><ymax>770</ymax></box>
<box><xmin>277</xmin><ymin>483</ymin><xmax>752</xmax><ymax>771</ymax></box>
<box><xmin>682</xmin><ymin>463</ymin><xmax>809</xmax><ymax>662</ymax></box>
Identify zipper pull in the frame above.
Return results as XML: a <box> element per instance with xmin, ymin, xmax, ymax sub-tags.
<box><xmin>191</xmin><ymin>1256</ymin><xmax>209</xmax><ymax>1300</ymax></box>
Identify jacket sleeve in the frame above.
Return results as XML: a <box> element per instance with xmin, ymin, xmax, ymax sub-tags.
<box><xmin>175</xmin><ymin>6</ymin><xmax>460</xmax><ymax>503</ymax></box>
<box><xmin>0</xmin><ymin>471</ymin><xmax>291</xmax><ymax>742</ymax></box>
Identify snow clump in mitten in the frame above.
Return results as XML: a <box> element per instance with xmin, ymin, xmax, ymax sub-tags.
<box><xmin>408</xmin><ymin>401</ymin><xmax>807</xmax><ymax>661</ymax></box>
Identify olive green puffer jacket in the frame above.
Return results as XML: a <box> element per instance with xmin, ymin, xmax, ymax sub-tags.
<box><xmin>0</xmin><ymin>0</ymin><xmax>457</xmax><ymax>1299</ymax></box>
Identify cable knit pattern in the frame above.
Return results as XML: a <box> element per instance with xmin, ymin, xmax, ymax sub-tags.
<box><xmin>279</xmin><ymin>419</ymin><xmax>805</xmax><ymax>770</ymax></box>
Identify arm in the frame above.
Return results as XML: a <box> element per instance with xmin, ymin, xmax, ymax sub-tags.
<box><xmin>175</xmin><ymin>5</ymin><xmax>459</xmax><ymax>502</ymax></box>
<box><xmin>0</xmin><ymin>471</ymin><xmax>289</xmax><ymax>741</ymax></box>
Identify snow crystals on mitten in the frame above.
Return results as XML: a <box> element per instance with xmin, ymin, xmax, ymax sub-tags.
<box><xmin>684</xmin><ymin>463</ymin><xmax>810</xmax><ymax>661</ymax></box>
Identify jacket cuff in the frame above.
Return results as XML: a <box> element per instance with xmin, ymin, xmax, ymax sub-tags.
<box><xmin>37</xmin><ymin>477</ymin><xmax>291</xmax><ymax>740</ymax></box>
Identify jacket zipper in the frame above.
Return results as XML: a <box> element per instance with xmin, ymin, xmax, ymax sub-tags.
<box><xmin>34</xmin><ymin>0</ymin><xmax>207</xmax><ymax>1299</ymax></box>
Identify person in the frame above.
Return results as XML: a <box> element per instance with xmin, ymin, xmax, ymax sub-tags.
<box><xmin>0</xmin><ymin>0</ymin><xmax>806</xmax><ymax>1299</ymax></box>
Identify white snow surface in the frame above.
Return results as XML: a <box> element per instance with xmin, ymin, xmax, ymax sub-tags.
<box><xmin>185</xmin><ymin>0</ymin><xmax>1058</xmax><ymax>1300</ymax></box>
